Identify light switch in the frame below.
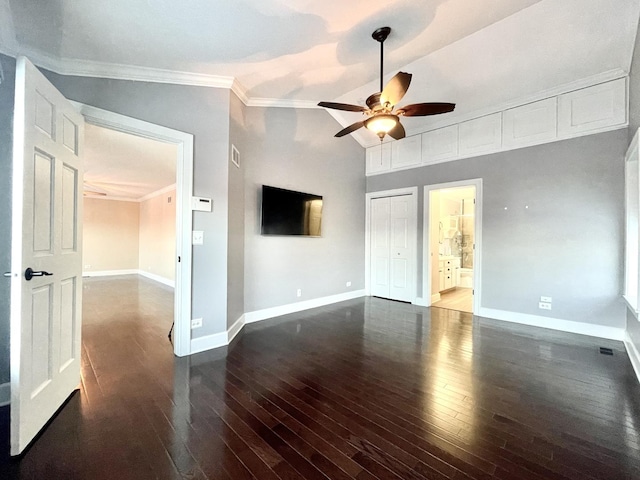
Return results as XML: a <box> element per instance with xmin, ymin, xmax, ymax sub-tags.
<box><xmin>192</xmin><ymin>230</ymin><xmax>204</xmax><ymax>245</ymax></box>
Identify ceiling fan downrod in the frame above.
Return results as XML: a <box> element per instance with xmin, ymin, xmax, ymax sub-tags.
<box><xmin>372</xmin><ymin>26</ymin><xmax>391</xmax><ymax>94</ymax></box>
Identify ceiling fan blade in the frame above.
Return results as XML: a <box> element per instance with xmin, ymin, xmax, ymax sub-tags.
<box><xmin>318</xmin><ymin>101</ymin><xmax>368</xmax><ymax>113</ymax></box>
<box><xmin>387</xmin><ymin>121</ymin><xmax>406</xmax><ymax>140</ymax></box>
<box><xmin>397</xmin><ymin>102</ymin><xmax>456</xmax><ymax>117</ymax></box>
<box><xmin>380</xmin><ymin>72</ymin><xmax>412</xmax><ymax>107</ymax></box>
<box><xmin>335</xmin><ymin>121</ymin><xmax>365</xmax><ymax>137</ymax></box>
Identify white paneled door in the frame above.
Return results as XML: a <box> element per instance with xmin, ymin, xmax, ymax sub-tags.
<box><xmin>10</xmin><ymin>57</ymin><xmax>84</xmax><ymax>455</ymax></box>
<box><xmin>370</xmin><ymin>195</ymin><xmax>415</xmax><ymax>302</ymax></box>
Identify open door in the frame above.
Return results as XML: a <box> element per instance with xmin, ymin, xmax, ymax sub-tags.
<box><xmin>10</xmin><ymin>56</ymin><xmax>84</xmax><ymax>455</ymax></box>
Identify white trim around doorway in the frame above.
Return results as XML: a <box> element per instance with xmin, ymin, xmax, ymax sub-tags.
<box><xmin>423</xmin><ymin>179</ymin><xmax>483</xmax><ymax>314</ymax></box>
<box><xmin>365</xmin><ymin>187</ymin><xmax>418</xmax><ymax>301</ymax></box>
<box><xmin>71</xmin><ymin>102</ymin><xmax>194</xmax><ymax>357</ymax></box>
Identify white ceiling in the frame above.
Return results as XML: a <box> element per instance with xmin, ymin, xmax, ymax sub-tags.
<box><xmin>1</xmin><ymin>0</ymin><xmax>639</xmax><ymax>147</ymax></box>
<box><xmin>84</xmin><ymin>124</ymin><xmax>177</xmax><ymax>200</ymax></box>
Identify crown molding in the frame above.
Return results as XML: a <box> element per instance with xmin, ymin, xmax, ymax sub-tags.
<box><xmin>246</xmin><ymin>97</ymin><xmax>320</xmax><ymax>109</ymax></box>
<box><xmin>138</xmin><ymin>183</ymin><xmax>177</xmax><ymax>203</ymax></box>
<box><xmin>230</xmin><ymin>78</ymin><xmax>250</xmax><ymax>105</ymax></box>
<box><xmin>0</xmin><ymin>46</ymin><xmax>322</xmax><ymax>109</ymax></box>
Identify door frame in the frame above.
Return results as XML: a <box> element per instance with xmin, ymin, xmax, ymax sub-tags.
<box><xmin>71</xmin><ymin>102</ymin><xmax>194</xmax><ymax>357</ymax></box>
<box><xmin>423</xmin><ymin>179</ymin><xmax>483</xmax><ymax>313</ymax></box>
<box><xmin>365</xmin><ymin>187</ymin><xmax>418</xmax><ymax>301</ymax></box>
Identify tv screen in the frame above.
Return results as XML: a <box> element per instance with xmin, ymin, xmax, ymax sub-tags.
<box><xmin>261</xmin><ymin>185</ymin><xmax>323</xmax><ymax>236</ymax></box>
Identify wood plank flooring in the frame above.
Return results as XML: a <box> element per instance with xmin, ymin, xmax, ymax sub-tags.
<box><xmin>433</xmin><ymin>288</ymin><xmax>473</xmax><ymax>313</ymax></box>
<box><xmin>2</xmin><ymin>275</ymin><xmax>640</xmax><ymax>479</ymax></box>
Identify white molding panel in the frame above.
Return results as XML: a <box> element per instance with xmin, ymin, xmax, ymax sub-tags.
<box><xmin>366</xmin><ymin>76</ymin><xmax>629</xmax><ymax>176</ymax></box>
<box><xmin>459</xmin><ymin>113</ymin><xmax>502</xmax><ymax>157</ymax></box>
<box><xmin>558</xmin><ymin>78</ymin><xmax>627</xmax><ymax>137</ymax></box>
<box><xmin>624</xmin><ymin>332</ymin><xmax>640</xmax><ymax>385</ymax></box>
<box><xmin>366</xmin><ymin>143</ymin><xmax>391</xmax><ymax>175</ymax></box>
<box><xmin>502</xmin><ymin>97</ymin><xmax>557</xmax><ymax>148</ymax></box>
<box><xmin>391</xmin><ymin>135</ymin><xmax>421</xmax><ymax>170</ymax></box>
<box><xmin>479</xmin><ymin>307</ymin><xmax>625</xmax><ymax>341</ymax></box>
<box><xmin>422</xmin><ymin>125</ymin><xmax>458</xmax><ymax>165</ymax></box>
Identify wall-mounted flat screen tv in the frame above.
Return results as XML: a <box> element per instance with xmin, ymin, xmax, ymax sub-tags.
<box><xmin>261</xmin><ymin>185</ymin><xmax>323</xmax><ymax>236</ymax></box>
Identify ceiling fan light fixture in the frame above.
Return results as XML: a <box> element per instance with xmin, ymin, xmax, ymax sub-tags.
<box><xmin>365</xmin><ymin>114</ymin><xmax>398</xmax><ymax>139</ymax></box>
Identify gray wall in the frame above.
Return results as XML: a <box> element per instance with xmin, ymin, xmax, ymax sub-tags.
<box><xmin>42</xmin><ymin>71</ymin><xmax>233</xmax><ymax>338</ymax></box>
<box><xmin>243</xmin><ymin>108</ymin><xmax>366</xmax><ymax>312</ymax></box>
<box><xmin>0</xmin><ymin>54</ymin><xmax>16</xmax><ymax>385</ymax></box>
<box><xmin>627</xmin><ymin>17</ymin><xmax>640</xmax><ymax>356</ymax></box>
<box><xmin>227</xmin><ymin>92</ymin><xmax>245</xmax><ymax>329</ymax></box>
<box><xmin>368</xmin><ymin>130</ymin><xmax>628</xmax><ymax>328</ymax></box>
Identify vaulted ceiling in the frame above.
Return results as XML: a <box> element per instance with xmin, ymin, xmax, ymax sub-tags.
<box><xmin>1</xmin><ymin>0</ymin><xmax>639</xmax><ymax>147</ymax></box>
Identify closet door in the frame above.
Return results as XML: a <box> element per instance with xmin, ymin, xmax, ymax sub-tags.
<box><xmin>370</xmin><ymin>195</ymin><xmax>415</xmax><ymax>302</ymax></box>
<box><xmin>370</xmin><ymin>197</ymin><xmax>391</xmax><ymax>298</ymax></box>
<box><xmin>389</xmin><ymin>195</ymin><xmax>412</xmax><ymax>301</ymax></box>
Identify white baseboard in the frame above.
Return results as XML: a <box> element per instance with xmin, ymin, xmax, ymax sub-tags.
<box><xmin>478</xmin><ymin>307</ymin><xmax>625</xmax><ymax>341</ymax></box>
<box><xmin>624</xmin><ymin>332</ymin><xmax>640</xmax><ymax>385</ymax></box>
<box><xmin>190</xmin><ymin>331</ymin><xmax>227</xmax><ymax>355</ymax></box>
<box><xmin>228</xmin><ymin>315</ymin><xmax>245</xmax><ymax>344</ymax></box>
<box><xmin>190</xmin><ymin>314</ymin><xmax>246</xmax><ymax>354</ymax></box>
<box><xmin>244</xmin><ymin>290</ymin><xmax>366</xmax><ymax>324</ymax></box>
<box><xmin>0</xmin><ymin>382</ymin><xmax>9</xmax><ymax>406</ymax></box>
<box><xmin>83</xmin><ymin>269</ymin><xmax>138</xmax><ymax>277</ymax></box>
<box><xmin>83</xmin><ymin>269</ymin><xmax>175</xmax><ymax>288</ymax></box>
<box><xmin>431</xmin><ymin>293</ymin><xmax>441</xmax><ymax>304</ymax></box>
<box><xmin>138</xmin><ymin>270</ymin><xmax>175</xmax><ymax>288</ymax></box>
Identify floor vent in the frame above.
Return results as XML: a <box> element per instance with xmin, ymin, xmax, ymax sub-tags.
<box><xmin>599</xmin><ymin>347</ymin><xmax>614</xmax><ymax>356</ymax></box>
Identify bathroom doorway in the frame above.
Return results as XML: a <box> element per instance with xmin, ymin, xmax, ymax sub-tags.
<box><xmin>424</xmin><ymin>180</ymin><xmax>482</xmax><ymax>314</ymax></box>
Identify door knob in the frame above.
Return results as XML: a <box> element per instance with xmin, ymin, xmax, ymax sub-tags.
<box><xmin>25</xmin><ymin>268</ymin><xmax>53</xmax><ymax>281</ymax></box>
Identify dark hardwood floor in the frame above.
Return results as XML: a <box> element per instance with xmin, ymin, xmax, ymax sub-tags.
<box><xmin>2</xmin><ymin>275</ymin><xmax>640</xmax><ymax>479</ymax></box>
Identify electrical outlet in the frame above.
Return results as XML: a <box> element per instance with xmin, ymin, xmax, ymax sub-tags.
<box><xmin>192</xmin><ymin>230</ymin><xmax>204</xmax><ymax>245</ymax></box>
<box><xmin>540</xmin><ymin>296</ymin><xmax>552</xmax><ymax>303</ymax></box>
<box><xmin>539</xmin><ymin>302</ymin><xmax>552</xmax><ymax>310</ymax></box>
<box><xmin>191</xmin><ymin>317</ymin><xmax>203</xmax><ymax>329</ymax></box>
<box><xmin>296</xmin><ymin>289</ymin><xmax>302</xmax><ymax>297</ymax></box>
<box><xmin>346</xmin><ymin>281</ymin><xmax>352</xmax><ymax>287</ymax></box>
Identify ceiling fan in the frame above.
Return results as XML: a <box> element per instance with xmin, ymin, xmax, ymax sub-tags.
<box><xmin>319</xmin><ymin>27</ymin><xmax>455</xmax><ymax>141</ymax></box>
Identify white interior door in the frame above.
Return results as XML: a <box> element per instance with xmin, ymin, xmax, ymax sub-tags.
<box><xmin>389</xmin><ymin>195</ymin><xmax>412</xmax><ymax>301</ymax></box>
<box><xmin>369</xmin><ymin>194</ymin><xmax>415</xmax><ymax>302</ymax></box>
<box><xmin>10</xmin><ymin>56</ymin><xmax>84</xmax><ymax>455</ymax></box>
<box><xmin>371</xmin><ymin>197</ymin><xmax>391</xmax><ymax>298</ymax></box>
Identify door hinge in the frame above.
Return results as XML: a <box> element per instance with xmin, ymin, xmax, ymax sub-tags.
<box><xmin>178</xmin><ymin>256</ymin><xmax>181</xmax><ymax>263</ymax></box>
<box><xmin>472</xmin><ymin>289</ymin><xmax>475</xmax><ymax>295</ymax></box>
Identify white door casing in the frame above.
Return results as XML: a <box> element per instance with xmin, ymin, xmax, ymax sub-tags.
<box><xmin>366</xmin><ymin>188</ymin><xmax>417</xmax><ymax>303</ymax></box>
<box><xmin>422</xmin><ymin>179</ymin><xmax>483</xmax><ymax>313</ymax></box>
<box><xmin>70</xmin><ymin>102</ymin><xmax>194</xmax><ymax>357</ymax></box>
<box><xmin>10</xmin><ymin>57</ymin><xmax>84</xmax><ymax>455</ymax></box>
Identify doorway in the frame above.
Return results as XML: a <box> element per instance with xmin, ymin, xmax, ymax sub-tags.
<box><xmin>366</xmin><ymin>187</ymin><xmax>417</xmax><ymax>303</ymax></box>
<box><xmin>424</xmin><ymin>180</ymin><xmax>482</xmax><ymax>313</ymax></box>
<box><xmin>73</xmin><ymin>102</ymin><xmax>194</xmax><ymax>356</ymax></box>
